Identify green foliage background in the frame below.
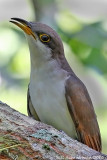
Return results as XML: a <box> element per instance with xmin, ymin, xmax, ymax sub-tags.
<box><xmin>0</xmin><ymin>0</ymin><xmax>107</xmax><ymax>154</ymax></box>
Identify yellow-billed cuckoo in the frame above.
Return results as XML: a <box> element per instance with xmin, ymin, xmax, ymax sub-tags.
<box><xmin>10</xmin><ymin>18</ymin><xmax>101</xmax><ymax>152</ymax></box>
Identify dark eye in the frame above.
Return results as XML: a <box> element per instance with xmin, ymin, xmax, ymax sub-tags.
<box><xmin>39</xmin><ymin>34</ymin><xmax>50</xmax><ymax>43</ymax></box>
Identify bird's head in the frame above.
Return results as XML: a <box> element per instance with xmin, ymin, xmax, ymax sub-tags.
<box><xmin>10</xmin><ymin>18</ymin><xmax>64</xmax><ymax>69</ymax></box>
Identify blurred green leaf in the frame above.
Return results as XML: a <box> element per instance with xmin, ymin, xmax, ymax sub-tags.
<box><xmin>56</xmin><ymin>11</ymin><xmax>83</xmax><ymax>33</ymax></box>
<box><xmin>0</xmin><ymin>28</ymin><xmax>21</xmax><ymax>66</ymax></box>
<box><xmin>63</xmin><ymin>22</ymin><xmax>107</xmax><ymax>74</ymax></box>
<box><xmin>9</xmin><ymin>44</ymin><xmax>30</xmax><ymax>78</ymax></box>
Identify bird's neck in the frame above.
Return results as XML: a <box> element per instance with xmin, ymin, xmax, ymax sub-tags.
<box><xmin>30</xmin><ymin>57</ymin><xmax>68</xmax><ymax>82</ymax></box>
<box><xmin>28</xmin><ymin>39</ymin><xmax>75</xmax><ymax>80</ymax></box>
<box><xmin>30</xmin><ymin>53</ymin><xmax>76</xmax><ymax>83</ymax></box>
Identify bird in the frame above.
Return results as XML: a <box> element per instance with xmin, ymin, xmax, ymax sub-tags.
<box><xmin>10</xmin><ymin>18</ymin><xmax>101</xmax><ymax>152</ymax></box>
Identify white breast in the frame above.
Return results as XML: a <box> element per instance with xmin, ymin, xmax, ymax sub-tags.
<box><xmin>29</xmin><ymin>61</ymin><xmax>76</xmax><ymax>137</ymax></box>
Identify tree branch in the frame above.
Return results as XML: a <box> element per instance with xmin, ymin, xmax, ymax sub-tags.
<box><xmin>0</xmin><ymin>101</ymin><xmax>106</xmax><ymax>159</ymax></box>
<box><xmin>31</xmin><ymin>0</ymin><xmax>57</xmax><ymax>26</ymax></box>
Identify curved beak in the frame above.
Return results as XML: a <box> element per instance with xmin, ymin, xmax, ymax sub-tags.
<box><xmin>10</xmin><ymin>18</ymin><xmax>36</xmax><ymax>39</ymax></box>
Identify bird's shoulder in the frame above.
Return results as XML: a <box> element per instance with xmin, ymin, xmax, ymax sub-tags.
<box><xmin>65</xmin><ymin>74</ymin><xmax>93</xmax><ymax>108</ymax></box>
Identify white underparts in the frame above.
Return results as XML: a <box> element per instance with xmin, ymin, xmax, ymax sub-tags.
<box><xmin>27</xmin><ymin>35</ymin><xmax>76</xmax><ymax>137</ymax></box>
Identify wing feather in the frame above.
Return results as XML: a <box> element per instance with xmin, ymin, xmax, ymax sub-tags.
<box><xmin>65</xmin><ymin>76</ymin><xmax>101</xmax><ymax>151</ymax></box>
<box><xmin>27</xmin><ymin>86</ymin><xmax>40</xmax><ymax>121</ymax></box>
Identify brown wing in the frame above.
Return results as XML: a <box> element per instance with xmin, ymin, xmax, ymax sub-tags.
<box><xmin>27</xmin><ymin>86</ymin><xmax>40</xmax><ymax>121</ymax></box>
<box><xmin>65</xmin><ymin>76</ymin><xmax>101</xmax><ymax>152</ymax></box>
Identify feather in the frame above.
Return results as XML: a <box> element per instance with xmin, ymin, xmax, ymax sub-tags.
<box><xmin>27</xmin><ymin>86</ymin><xmax>40</xmax><ymax>121</ymax></box>
<box><xmin>65</xmin><ymin>76</ymin><xmax>101</xmax><ymax>152</ymax></box>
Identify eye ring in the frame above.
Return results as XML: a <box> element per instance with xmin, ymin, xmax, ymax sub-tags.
<box><xmin>39</xmin><ymin>34</ymin><xmax>50</xmax><ymax>43</ymax></box>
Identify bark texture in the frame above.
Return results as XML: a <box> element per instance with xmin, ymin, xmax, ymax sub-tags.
<box><xmin>0</xmin><ymin>101</ymin><xmax>106</xmax><ymax>160</ymax></box>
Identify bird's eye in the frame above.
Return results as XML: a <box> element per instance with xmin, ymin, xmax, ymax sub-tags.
<box><xmin>39</xmin><ymin>34</ymin><xmax>50</xmax><ymax>43</ymax></box>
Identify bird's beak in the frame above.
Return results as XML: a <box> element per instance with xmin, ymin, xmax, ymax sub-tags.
<box><xmin>10</xmin><ymin>18</ymin><xmax>36</xmax><ymax>39</ymax></box>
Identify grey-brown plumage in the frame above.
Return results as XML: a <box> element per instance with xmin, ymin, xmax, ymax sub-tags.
<box><xmin>27</xmin><ymin>87</ymin><xmax>40</xmax><ymax>121</ymax></box>
<box><xmin>10</xmin><ymin>18</ymin><xmax>102</xmax><ymax>152</ymax></box>
<box><xmin>65</xmin><ymin>76</ymin><xmax>101</xmax><ymax>151</ymax></box>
